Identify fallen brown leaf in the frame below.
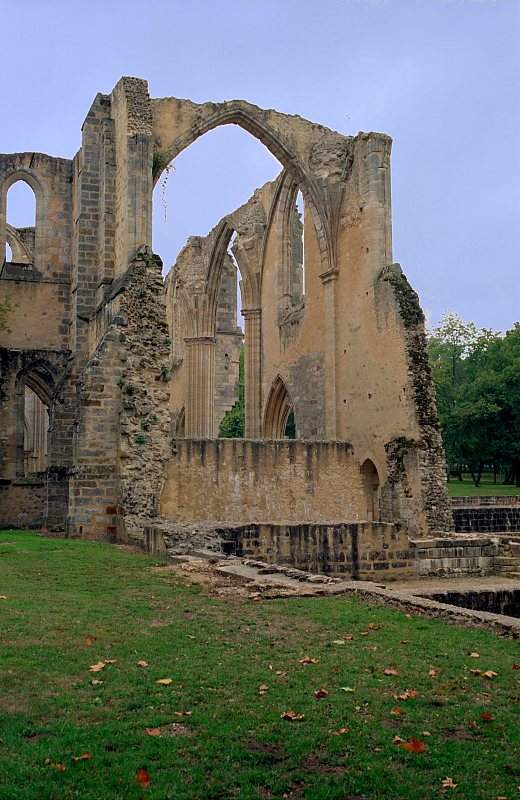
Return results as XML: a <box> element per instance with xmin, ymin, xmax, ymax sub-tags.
<box><xmin>104</xmin><ymin>659</ymin><xmax>117</xmax><ymax>665</ymax></box>
<box><xmin>89</xmin><ymin>662</ymin><xmax>105</xmax><ymax>673</ymax></box>
<box><xmin>71</xmin><ymin>753</ymin><xmax>92</xmax><ymax>762</ymax></box>
<box><xmin>298</xmin><ymin>656</ymin><xmax>319</xmax><ymax>665</ymax></box>
<box><xmin>332</xmin><ymin>726</ymin><xmax>350</xmax><ymax>735</ymax></box>
<box><xmin>84</xmin><ymin>635</ymin><xmax>96</xmax><ymax>647</ymax></box>
<box><xmin>482</xmin><ymin>670</ymin><xmax>498</xmax><ymax>679</ymax></box>
<box><xmin>90</xmin><ymin>679</ymin><xmax>103</xmax><ymax>686</ymax></box>
<box><xmin>512</xmin><ymin>663</ymin><xmax>520</xmax><ymax>670</ymax></box>
<box><xmin>390</xmin><ymin>707</ymin><xmax>404</xmax><ymax>716</ymax></box>
<box><xmin>428</xmin><ymin>667</ymin><xmax>439</xmax><ymax>678</ymax></box>
<box><xmin>392</xmin><ymin>735</ymin><xmax>405</xmax><ymax>744</ymax></box>
<box><xmin>173</xmin><ymin>710</ymin><xmax>192</xmax><ymax>717</ymax></box>
<box><xmin>383</xmin><ymin>668</ymin><xmax>399</xmax><ymax>676</ymax></box>
<box><xmin>393</xmin><ymin>689</ymin><xmax>418</xmax><ymax>701</ymax></box>
<box><xmin>441</xmin><ymin>777</ymin><xmax>458</xmax><ymax>789</ymax></box>
<box><xmin>156</xmin><ymin>678</ymin><xmax>173</xmax><ymax>685</ymax></box>
<box><xmin>145</xmin><ymin>727</ymin><xmax>162</xmax><ymax>737</ymax></box>
<box><xmin>0</xmin><ymin>595</ymin><xmax>7</xmax><ymax>600</ymax></box>
<box><xmin>281</xmin><ymin>710</ymin><xmax>305</xmax><ymax>721</ymax></box>
<box><xmin>400</xmin><ymin>737</ymin><xmax>428</xmax><ymax>753</ymax></box>
<box><xmin>137</xmin><ymin>660</ymin><xmax>149</xmax><ymax>668</ymax></box>
<box><xmin>136</xmin><ymin>767</ymin><xmax>151</xmax><ymax>789</ymax></box>
<box><xmin>480</xmin><ymin>711</ymin><xmax>494</xmax><ymax>722</ymax></box>
<box><xmin>313</xmin><ymin>688</ymin><xmax>328</xmax><ymax>699</ymax></box>
<box><xmin>44</xmin><ymin>759</ymin><xmax>66</xmax><ymax>772</ymax></box>
<box><xmin>469</xmin><ymin>652</ymin><xmax>480</xmax><ymax>659</ymax></box>
<box><xmin>258</xmin><ymin>684</ymin><xmax>269</xmax><ymax>695</ymax></box>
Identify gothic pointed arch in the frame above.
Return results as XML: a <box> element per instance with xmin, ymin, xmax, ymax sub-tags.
<box><xmin>263</xmin><ymin>375</ymin><xmax>295</xmax><ymax>439</ymax></box>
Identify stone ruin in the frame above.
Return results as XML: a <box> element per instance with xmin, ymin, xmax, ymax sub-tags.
<box><xmin>3</xmin><ymin>76</ymin><xmax>516</xmax><ymax>582</ymax></box>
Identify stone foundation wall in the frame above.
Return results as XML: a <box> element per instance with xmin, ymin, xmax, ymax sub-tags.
<box><xmin>411</xmin><ymin>536</ymin><xmax>498</xmax><ymax>577</ymax></box>
<box><xmin>160</xmin><ymin>439</ymin><xmax>367</xmax><ymax>524</ymax></box>
<box><xmin>453</xmin><ymin>506</ymin><xmax>520</xmax><ymax>533</ymax></box>
<box><xmin>0</xmin><ymin>478</ymin><xmax>47</xmax><ymax>529</ymax></box>
<box><xmin>451</xmin><ymin>495</ymin><xmax>520</xmax><ymax>508</ymax></box>
<box><xmin>220</xmin><ymin>521</ymin><xmax>414</xmax><ymax>579</ymax></box>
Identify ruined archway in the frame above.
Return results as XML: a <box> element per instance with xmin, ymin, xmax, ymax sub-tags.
<box><xmin>263</xmin><ymin>376</ymin><xmax>295</xmax><ymax>439</ymax></box>
<box><xmin>360</xmin><ymin>458</ymin><xmax>380</xmax><ymax>522</ymax></box>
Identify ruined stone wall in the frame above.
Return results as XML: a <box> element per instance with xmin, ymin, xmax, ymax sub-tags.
<box><xmin>160</xmin><ymin>439</ymin><xmax>367</xmax><ymax>524</ymax></box>
<box><xmin>225</xmin><ymin>521</ymin><xmax>414</xmax><ymax>580</ymax></box>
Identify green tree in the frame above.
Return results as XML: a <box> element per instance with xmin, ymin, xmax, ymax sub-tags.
<box><xmin>219</xmin><ymin>347</ymin><xmax>245</xmax><ymax>438</ymax></box>
<box><xmin>427</xmin><ymin>314</ymin><xmax>520</xmax><ymax>486</ymax></box>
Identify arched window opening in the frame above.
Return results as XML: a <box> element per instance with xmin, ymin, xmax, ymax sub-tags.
<box><xmin>264</xmin><ymin>376</ymin><xmax>296</xmax><ymax>439</ymax></box>
<box><xmin>360</xmin><ymin>459</ymin><xmax>380</xmax><ymax>522</ymax></box>
<box><xmin>153</xmin><ymin>126</ymin><xmax>280</xmax><ymax>276</ymax></box>
<box><xmin>293</xmin><ymin>189</ymin><xmax>305</xmax><ymax>297</ymax></box>
<box><xmin>23</xmin><ymin>385</ymin><xmax>49</xmax><ymax>474</ymax></box>
<box><xmin>217</xmin><ymin>232</ymin><xmax>245</xmax><ymax>436</ymax></box>
<box><xmin>157</xmin><ymin>125</ymin><xmax>280</xmax><ymax>441</ymax></box>
<box><xmin>4</xmin><ymin>180</ymin><xmax>36</xmax><ymax>265</ymax></box>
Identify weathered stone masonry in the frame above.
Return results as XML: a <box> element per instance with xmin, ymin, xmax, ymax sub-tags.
<box><xmin>1</xmin><ymin>76</ymin><xmax>458</xmax><ymax>576</ymax></box>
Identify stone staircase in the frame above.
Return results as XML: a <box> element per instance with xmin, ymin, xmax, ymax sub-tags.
<box><xmin>493</xmin><ymin>538</ymin><xmax>520</xmax><ymax>579</ymax></box>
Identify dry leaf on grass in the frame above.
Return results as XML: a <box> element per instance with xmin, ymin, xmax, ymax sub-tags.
<box><xmin>314</xmin><ymin>688</ymin><xmax>328</xmax><ymax>699</ymax></box>
<box><xmin>383</xmin><ymin>667</ymin><xmax>399</xmax><ymax>676</ymax></box>
<box><xmin>84</xmin><ymin>635</ymin><xmax>96</xmax><ymax>647</ymax></box>
<box><xmin>90</xmin><ymin>679</ymin><xmax>103</xmax><ymax>686</ymax></box>
<box><xmin>441</xmin><ymin>777</ymin><xmax>458</xmax><ymax>789</ymax></box>
<box><xmin>44</xmin><ymin>759</ymin><xmax>66</xmax><ymax>771</ymax></box>
<box><xmin>471</xmin><ymin>669</ymin><xmax>498</xmax><ymax>679</ymax></box>
<box><xmin>104</xmin><ymin>659</ymin><xmax>117</xmax><ymax>665</ymax></box>
<box><xmin>298</xmin><ymin>656</ymin><xmax>319</xmax><ymax>665</ymax></box>
<box><xmin>281</xmin><ymin>710</ymin><xmax>305</xmax><ymax>721</ymax></box>
<box><xmin>332</xmin><ymin>639</ymin><xmax>346</xmax><ymax>645</ymax></box>
<box><xmin>428</xmin><ymin>667</ymin><xmax>439</xmax><ymax>678</ymax></box>
<box><xmin>340</xmin><ymin>686</ymin><xmax>355</xmax><ymax>693</ymax></box>
<box><xmin>393</xmin><ymin>689</ymin><xmax>418</xmax><ymax>701</ymax></box>
<box><xmin>71</xmin><ymin>753</ymin><xmax>92</xmax><ymax>762</ymax></box>
<box><xmin>137</xmin><ymin>660</ymin><xmax>149</xmax><ymax>668</ymax></box>
<box><xmin>136</xmin><ymin>767</ymin><xmax>151</xmax><ymax>788</ymax></box>
<box><xmin>89</xmin><ymin>662</ymin><xmax>105</xmax><ymax>673</ymax></box>
<box><xmin>0</xmin><ymin>595</ymin><xmax>7</xmax><ymax>600</ymax></box>
<box><xmin>469</xmin><ymin>652</ymin><xmax>480</xmax><ymax>658</ymax></box>
<box><xmin>512</xmin><ymin>663</ymin><xmax>520</xmax><ymax>670</ymax></box>
<box><xmin>400</xmin><ymin>737</ymin><xmax>428</xmax><ymax>753</ymax></box>
<box><xmin>173</xmin><ymin>710</ymin><xmax>192</xmax><ymax>717</ymax></box>
<box><xmin>258</xmin><ymin>684</ymin><xmax>269</xmax><ymax>696</ymax></box>
<box><xmin>391</xmin><ymin>707</ymin><xmax>404</xmax><ymax>716</ymax></box>
<box><xmin>480</xmin><ymin>711</ymin><xmax>494</xmax><ymax>722</ymax></box>
<box><xmin>332</xmin><ymin>726</ymin><xmax>350</xmax><ymax>735</ymax></box>
<box><xmin>156</xmin><ymin>678</ymin><xmax>173</xmax><ymax>685</ymax></box>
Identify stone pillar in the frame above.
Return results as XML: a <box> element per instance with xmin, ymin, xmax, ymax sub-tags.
<box><xmin>319</xmin><ymin>268</ymin><xmax>338</xmax><ymax>439</ymax></box>
<box><xmin>242</xmin><ymin>307</ymin><xmax>262</xmax><ymax>438</ymax></box>
<box><xmin>184</xmin><ymin>336</ymin><xmax>216</xmax><ymax>438</ymax></box>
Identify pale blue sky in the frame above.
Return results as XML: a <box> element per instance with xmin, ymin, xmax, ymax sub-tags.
<box><xmin>3</xmin><ymin>0</ymin><xmax>519</xmax><ymax>330</ymax></box>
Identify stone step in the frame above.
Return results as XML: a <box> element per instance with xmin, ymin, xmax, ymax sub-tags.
<box><xmin>494</xmin><ymin>556</ymin><xmax>520</xmax><ymax>567</ymax></box>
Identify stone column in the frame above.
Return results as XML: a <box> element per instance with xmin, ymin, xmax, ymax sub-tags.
<box><xmin>242</xmin><ymin>307</ymin><xmax>262</xmax><ymax>438</ymax></box>
<box><xmin>184</xmin><ymin>336</ymin><xmax>216</xmax><ymax>438</ymax></box>
<box><xmin>319</xmin><ymin>268</ymin><xmax>338</xmax><ymax>440</ymax></box>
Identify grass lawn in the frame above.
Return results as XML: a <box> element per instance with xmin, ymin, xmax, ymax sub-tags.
<box><xmin>0</xmin><ymin>531</ymin><xmax>519</xmax><ymax>800</ymax></box>
<box><xmin>448</xmin><ymin>479</ymin><xmax>520</xmax><ymax>497</ymax></box>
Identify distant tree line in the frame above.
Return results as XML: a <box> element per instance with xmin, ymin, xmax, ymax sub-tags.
<box><xmin>427</xmin><ymin>313</ymin><xmax>520</xmax><ymax>487</ymax></box>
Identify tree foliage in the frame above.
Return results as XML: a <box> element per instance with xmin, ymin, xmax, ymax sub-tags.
<box><xmin>427</xmin><ymin>313</ymin><xmax>520</xmax><ymax>486</ymax></box>
<box><xmin>219</xmin><ymin>347</ymin><xmax>245</xmax><ymax>438</ymax></box>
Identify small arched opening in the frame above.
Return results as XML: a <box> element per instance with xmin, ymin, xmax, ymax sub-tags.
<box><xmin>15</xmin><ymin>366</ymin><xmax>53</xmax><ymax>477</ymax></box>
<box><xmin>264</xmin><ymin>376</ymin><xmax>296</xmax><ymax>439</ymax></box>
<box><xmin>360</xmin><ymin>459</ymin><xmax>380</xmax><ymax>522</ymax></box>
<box><xmin>3</xmin><ymin>180</ymin><xmax>36</xmax><ymax>265</ymax></box>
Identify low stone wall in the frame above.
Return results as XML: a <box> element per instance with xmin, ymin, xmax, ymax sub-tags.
<box><xmin>416</xmin><ymin>588</ymin><xmax>520</xmax><ymax>618</ymax></box>
<box><xmin>0</xmin><ymin>478</ymin><xmax>47</xmax><ymax>529</ymax></box>
<box><xmin>161</xmin><ymin>439</ymin><xmax>367</xmax><ymax>524</ymax></box>
<box><xmin>451</xmin><ymin>495</ymin><xmax>520</xmax><ymax>507</ymax></box>
<box><xmin>411</xmin><ymin>536</ymin><xmax>498</xmax><ymax>577</ymax></box>
<box><xmin>217</xmin><ymin>522</ymin><xmax>414</xmax><ymax>579</ymax></box>
<box><xmin>453</xmin><ymin>506</ymin><xmax>520</xmax><ymax>533</ymax></box>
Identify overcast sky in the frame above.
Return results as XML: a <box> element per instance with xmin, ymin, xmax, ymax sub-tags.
<box><xmin>2</xmin><ymin>0</ymin><xmax>518</xmax><ymax>331</ymax></box>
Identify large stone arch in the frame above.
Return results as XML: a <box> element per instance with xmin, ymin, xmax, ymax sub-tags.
<box><xmin>151</xmin><ymin>97</ymin><xmax>344</xmax><ymax>272</ymax></box>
